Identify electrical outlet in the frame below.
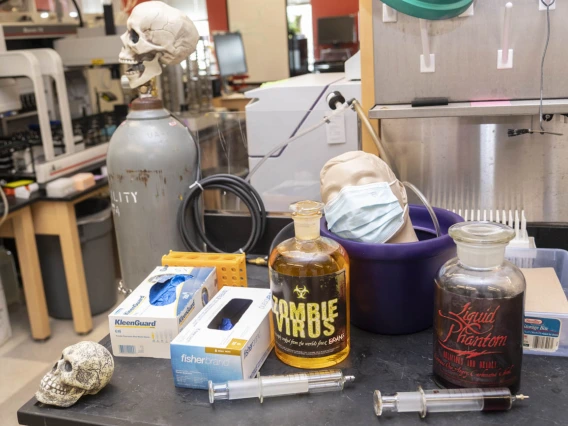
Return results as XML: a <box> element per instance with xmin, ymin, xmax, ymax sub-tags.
<box><xmin>539</xmin><ymin>0</ymin><xmax>556</xmax><ymax>11</ymax></box>
<box><xmin>326</xmin><ymin>115</ymin><xmax>346</xmax><ymax>144</ymax></box>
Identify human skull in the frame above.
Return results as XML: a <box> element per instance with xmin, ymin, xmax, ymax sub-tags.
<box><xmin>119</xmin><ymin>1</ymin><xmax>199</xmax><ymax>89</ymax></box>
<box><xmin>36</xmin><ymin>341</ymin><xmax>114</xmax><ymax>407</ymax></box>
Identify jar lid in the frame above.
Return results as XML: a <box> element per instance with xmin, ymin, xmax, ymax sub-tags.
<box><xmin>290</xmin><ymin>200</ymin><xmax>324</xmax><ymax>217</ymax></box>
<box><xmin>449</xmin><ymin>221</ymin><xmax>515</xmax><ymax>245</ymax></box>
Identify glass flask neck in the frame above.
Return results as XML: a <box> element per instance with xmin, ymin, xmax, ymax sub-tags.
<box><xmin>293</xmin><ymin>214</ymin><xmax>321</xmax><ymax>241</ymax></box>
<box><xmin>456</xmin><ymin>242</ymin><xmax>507</xmax><ymax>270</ymax></box>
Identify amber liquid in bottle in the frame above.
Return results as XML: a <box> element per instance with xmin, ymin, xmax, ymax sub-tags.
<box><xmin>269</xmin><ymin>201</ymin><xmax>350</xmax><ymax>369</ymax></box>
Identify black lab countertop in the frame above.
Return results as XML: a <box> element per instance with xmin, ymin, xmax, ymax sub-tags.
<box><xmin>18</xmin><ymin>265</ymin><xmax>568</xmax><ymax>426</ymax></box>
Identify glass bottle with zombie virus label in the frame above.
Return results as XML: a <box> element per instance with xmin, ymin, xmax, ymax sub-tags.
<box><xmin>433</xmin><ymin>222</ymin><xmax>525</xmax><ymax>393</ymax></box>
<box><xmin>269</xmin><ymin>200</ymin><xmax>350</xmax><ymax>369</ymax></box>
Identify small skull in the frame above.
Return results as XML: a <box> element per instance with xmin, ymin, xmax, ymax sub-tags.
<box><xmin>36</xmin><ymin>341</ymin><xmax>114</xmax><ymax>407</ymax></box>
<box><xmin>119</xmin><ymin>1</ymin><xmax>199</xmax><ymax>89</ymax></box>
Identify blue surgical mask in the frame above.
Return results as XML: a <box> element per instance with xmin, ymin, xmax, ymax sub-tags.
<box><xmin>324</xmin><ymin>181</ymin><xmax>406</xmax><ymax>243</ymax></box>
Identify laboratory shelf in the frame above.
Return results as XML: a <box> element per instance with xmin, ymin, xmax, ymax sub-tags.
<box><xmin>369</xmin><ymin>98</ymin><xmax>568</xmax><ymax>119</ymax></box>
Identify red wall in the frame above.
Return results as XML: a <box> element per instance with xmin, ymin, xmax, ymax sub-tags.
<box><xmin>119</xmin><ymin>0</ymin><xmax>227</xmax><ymax>33</ymax></box>
<box><xmin>206</xmin><ymin>0</ymin><xmax>229</xmax><ymax>33</ymax></box>
<box><xmin>116</xmin><ymin>1</ymin><xmax>356</xmax><ymax>56</ymax></box>
<box><xmin>311</xmin><ymin>0</ymin><xmax>359</xmax><ymax>59</ymax></box>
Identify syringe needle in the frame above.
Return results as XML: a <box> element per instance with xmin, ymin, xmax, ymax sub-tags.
<box><xmin>514</xmin><ymin>394</ymin><xmax>529</xmax><ymax>401</ymax></box>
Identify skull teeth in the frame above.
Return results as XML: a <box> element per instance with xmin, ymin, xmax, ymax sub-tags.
<box><xmin>124</xmin><ymin>62</ymin><xmax>145</xmax><ymax>77</ymax></box>
<box><xmin>40</xmin><ymin>379</ymin><xmax>73</xmax><ymax>395</ymax></box>
<box><xmin>119</xmin><ymin>58</ymin><xmax>139</xmax><ymax>64</ymax></box>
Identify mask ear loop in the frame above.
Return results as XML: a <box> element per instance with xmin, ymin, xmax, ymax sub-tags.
<box><xmin>402</xmin><ymin>182</ymin><xmax>441</xmax><ymax>238</ymax></box>
<box><xmin>388</xmin><ymin>179</ymin><xmax>409</xmax><ymax>204</ymax></box>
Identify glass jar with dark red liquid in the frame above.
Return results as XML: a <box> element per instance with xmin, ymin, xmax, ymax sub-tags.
<box><xmin>433</xmin><ymin>222</ymin><xmax>525</xmax><ymax>393</ymax></box>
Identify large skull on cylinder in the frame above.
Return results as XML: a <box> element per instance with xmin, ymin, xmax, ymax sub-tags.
<box><xmin>119</xmin><ymin>1</ymin><xmax>199</xmax><ymax>88</ymax></box>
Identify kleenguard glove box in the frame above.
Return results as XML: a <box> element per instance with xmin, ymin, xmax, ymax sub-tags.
<box><xmin>109</xmin><ymin>266</ymin><xmax>217</xmax><ymax>359</ymax></box>
<box><xmin>170</xmin><ymin>287</ymin><xmax>274</xmax><ymax>389</ymax></box>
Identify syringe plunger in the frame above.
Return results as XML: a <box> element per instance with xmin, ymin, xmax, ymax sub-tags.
<box><xmin>209</xmin><ymin>369</ymin><xmax>354</xmax><ymax>403</ymax></box>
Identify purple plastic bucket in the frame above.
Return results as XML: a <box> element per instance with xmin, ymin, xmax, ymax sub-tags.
<box><xmin>320</xmin><ymin>205</ymin><xmax>463</xmax><ymax>335</ymax></box>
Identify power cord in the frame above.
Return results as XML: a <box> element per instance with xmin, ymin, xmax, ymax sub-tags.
<box><xmin>246</xmin><ymin>100</ymin><xmax>353</xmax><ymax>182</ymax></box>
<box><xmin>326</xmin><ymin>91</ymin><xmax>399</xmax><ymax>179</ymax></box>
<box><xmin>70</xmin><ymin>0</ymin><xmax>84</xmax><ymax>28</ymax></box>
<box><xmin>0</xmin><ymin>186</ymin><xmax>8</xmax><ymax>228</ymax></box>
<box><xmin>539</xmin><ymin>0</ymin><xmax>555</xmax><ymax>132</ymax></box>
<box><xmin>509</xmin><ymin>0</ymin><xmax>561</xmax><ymax>137</ymax></box>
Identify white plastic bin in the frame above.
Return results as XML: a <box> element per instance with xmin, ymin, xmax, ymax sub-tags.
<box><xmin>46</xmin><ymin>177</ymin><xmax>75</xmax><ymax>198</ymax></box>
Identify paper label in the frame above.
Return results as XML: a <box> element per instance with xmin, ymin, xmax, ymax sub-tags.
<box><xmin>270</xmin><ymin>268</ymin><xmax>347</xmax><ymax>358</ymax></box>
<box><xmin>433</xmin><ymin>282</ymin><xmax>524</xmax><ymax>389</ymax></box>
<box><xmin>326</xmin><ymin>115</ymin><xmax>346</xmax><ymax>145</ymax></box>
<box><xmin>523</xmin><ymin>317</ymin><xmax>561</xmax><ymax>352</ymax></box>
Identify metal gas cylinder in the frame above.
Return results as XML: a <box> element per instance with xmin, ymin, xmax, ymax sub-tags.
<box><xmin>107</xmin><ymin>97</ymin><xmax>198</xmax><ymax>290</ymax></box>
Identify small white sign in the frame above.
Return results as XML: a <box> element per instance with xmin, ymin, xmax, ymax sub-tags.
<box><xmin>326</xmin><ymin>115</ymin><xmax>346</xmax><ymax>145</ymax></box>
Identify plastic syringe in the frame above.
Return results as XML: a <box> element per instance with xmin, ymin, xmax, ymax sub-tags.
<box><xmin>374</xmin><ymin>386</ymin><xmax>528</xmax><ymax>418</ymax></box>
<box><xmin>209</xmin><ymin>369</ymin><xmax>355</xmax><ymax>403</ymax></box>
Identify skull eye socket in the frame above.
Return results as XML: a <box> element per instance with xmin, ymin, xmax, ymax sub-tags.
<box><xmin>63</xmin><ymin>361</ymin><xmax>72</xmax><ymax>372</ymax></box>
<box><xmin>52</xmin><ymin>354</ymin><xmax>64</xmax><ymax>370</ymax></box>
<box><xmin>130</xmin><ymin>29</ymin><xmax>139</xmax><ymax>44</ymax></box>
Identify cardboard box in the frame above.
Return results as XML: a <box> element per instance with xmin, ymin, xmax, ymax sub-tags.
<box><xmin>72</xmin><ymin>173</ymin><xmax>95</xmax><ymax>191</ymax></box>
<box><xmin>521</xmin><ymin>266</ymin><xmax>568</xmax><ymax>355</ymax></box>
<box><xmin>522</xmin><ymin>267</ymin><xmax>568</xmax><ymax>314</ymax></box>
<box><xmin>109</xmin><ymin>266</ymin><xmax>217</xmax><ymax>358</ymax></box>
<box><xmin>170</xmin><ymin>287</ymin><xmax>273</xmax><ymax>389</ymax></box>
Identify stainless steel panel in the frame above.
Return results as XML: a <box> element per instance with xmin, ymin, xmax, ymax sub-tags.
<box><xmin>373</xmin><ymin>0</ymin><xmax>568</xmax><ymax>105</ymax></box>
<box><xmin>381</xmin><ymin>115</ymin><xmax>568</xmax><ymax>222</ymax></box>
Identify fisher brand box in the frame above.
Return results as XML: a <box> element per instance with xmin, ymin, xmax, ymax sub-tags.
<box><xmin>109</xmin><ymin>266</ymin><xmax>217</xmax><ymax>359</ymax></box>
<box><xmin>170</xmin><ymin>286</ymin><xmax>273</xmax><ymax>389</ymax></box>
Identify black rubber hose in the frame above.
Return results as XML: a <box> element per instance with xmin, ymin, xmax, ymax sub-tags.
<box><xmin>70</xmin><ymin>0</ymin><xmax>84</xmax><ymax>27</ymax></box>
<box><xmin>178</xmin><ymin>173</ymin><xmax>267</xmax><ymax>254</ymax></box>
<box><xmin>172</xmin><ymin>112</ymin><xmax>267</xmax><ymax>254</ymax></box>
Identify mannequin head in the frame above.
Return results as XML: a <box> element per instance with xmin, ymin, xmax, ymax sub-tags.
<box><xmin>321</xmin><ymin>151</ymin><xmax>399</xmax><ymax>203</ymax></box>
<box><xmin>320</xmin><ymin>151</ymin><xmax>418</xmax><ymax>243</ymax></box>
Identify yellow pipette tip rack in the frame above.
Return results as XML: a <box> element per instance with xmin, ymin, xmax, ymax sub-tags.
<box><xmin>161</xmin><ymin>251</ymin><xmax>247</xmax><ymax>289</ymax></box>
